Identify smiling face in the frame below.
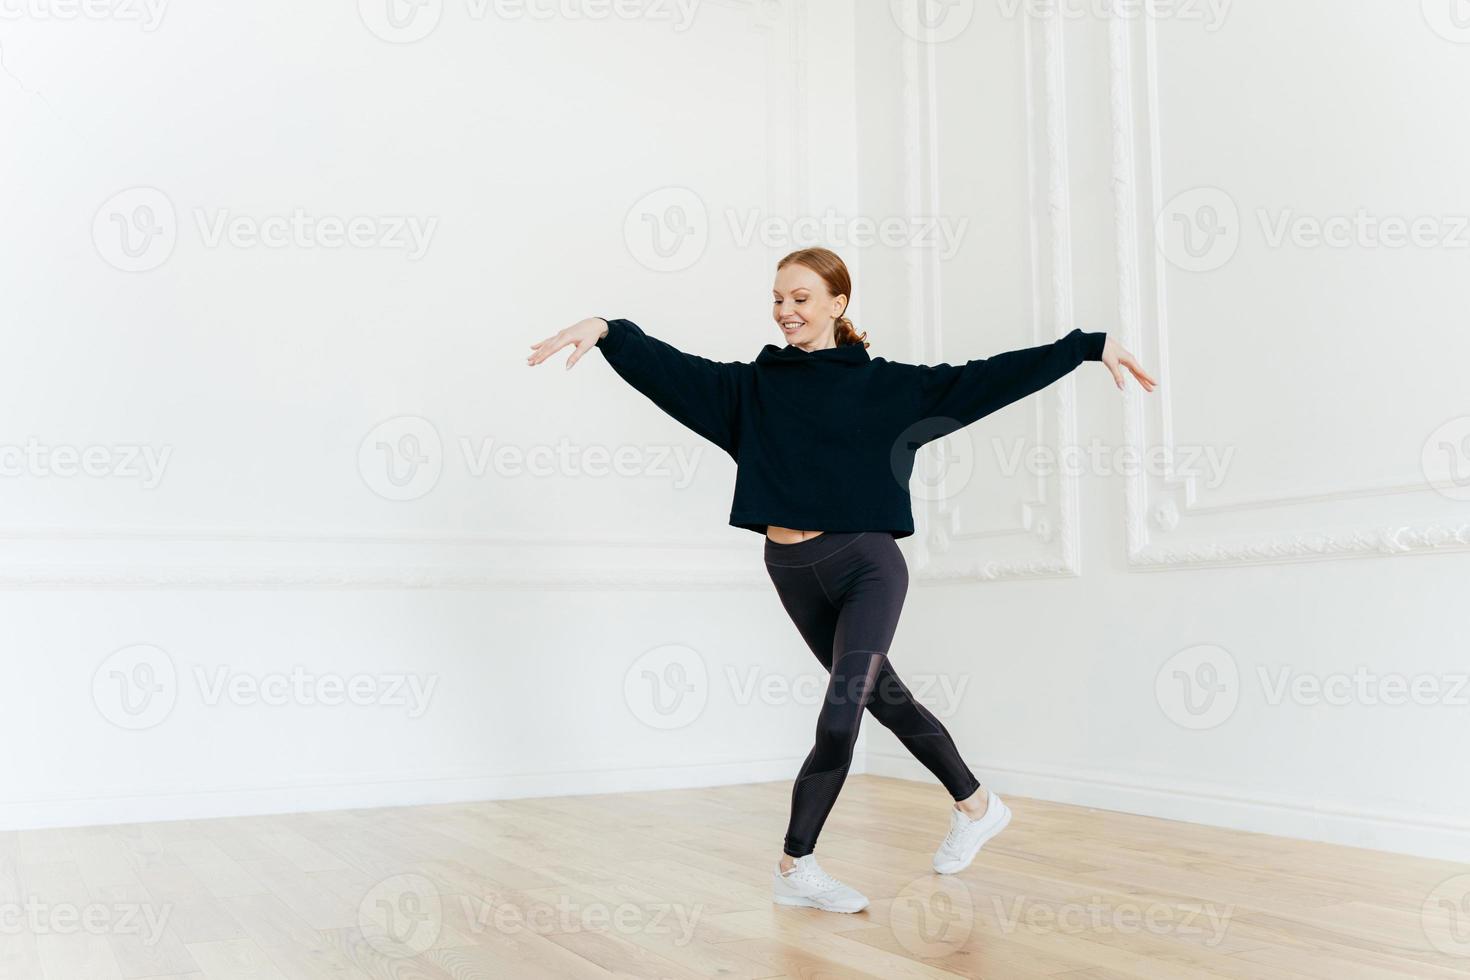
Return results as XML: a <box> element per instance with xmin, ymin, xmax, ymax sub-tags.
<box><xmin>772</xmin><ymin>262</ymin><xmax>847</xmax><ymax>351</ymax></box>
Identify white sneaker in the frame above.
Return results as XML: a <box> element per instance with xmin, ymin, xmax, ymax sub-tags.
<box><xmin>772</xmin><ymin>854</ymin><xmax>869</xmax><ymax>913</ymax></box>
<box><xmin>933</xmin><ymin>788</ymin><xmax>1012</xmax><ymax>875</ymax></box>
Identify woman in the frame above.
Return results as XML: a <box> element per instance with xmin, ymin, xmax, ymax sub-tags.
<box><xmin>527</xmin><ymin>247</ymin><xmax>1157</xmax><ymax>914</ymax></box>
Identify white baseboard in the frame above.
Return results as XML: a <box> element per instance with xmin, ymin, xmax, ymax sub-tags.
<box><xmin>864</xmin><ymin>750</ymin><xmax>1470</xmax><ymax>864</ymax></box>
<box><xmin>0</xmin><ymin>755</ymin><xmax>820</xmax><ymax>832</ymax></box>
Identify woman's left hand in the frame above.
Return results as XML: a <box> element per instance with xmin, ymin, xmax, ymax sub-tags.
<box><xmin>1100</xmin><ymin>336</ymin><xmax>1158</xmax><ymax>392</ymax></box>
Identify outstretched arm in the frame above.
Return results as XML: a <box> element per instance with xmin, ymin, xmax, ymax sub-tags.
<box><xmin>528</xmin><ymin>316</ymin><xmax>745</xmax><ymax>458</ymax></box>
<box><xmin>909</xmin><ymin>329</ymin><xmax>1156</xmax><ymax>443</ymax></box>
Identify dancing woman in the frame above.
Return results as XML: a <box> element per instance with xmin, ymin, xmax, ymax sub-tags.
<box><xmin>527</xmin><ymin>247</ymin><xmax>1157</xmax><ymax>912</ymax></box>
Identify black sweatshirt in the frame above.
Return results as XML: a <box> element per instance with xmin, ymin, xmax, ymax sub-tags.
<box><xmin>594</xmin><ymin>318</ymin><xmax>1106</xmax><ymax>538</ymax></box>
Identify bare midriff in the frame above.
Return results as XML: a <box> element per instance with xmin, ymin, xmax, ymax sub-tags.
<box><xmin>765</xmin><ymin>525</ymin><xmax>826</xmax><ymax>545</ymax></box>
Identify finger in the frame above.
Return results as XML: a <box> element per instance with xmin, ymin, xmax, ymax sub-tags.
<box><xmin>528</xmin><ymin>336</ymin><xmax>564</xmax><ymax>366</ymax></box>
<box><xmin>565</xmin><ymin>339</ymin><xmax>584</xmax><ymax>370</ymax></box>
<box><xmin>1123</xmin><ymin>355</ymin><xmax>1158</xmax><ymax>388</ymax></box>
<box><xmin>1109</xmin><ymin>360</ymin><xmax>1125</xmax><ymax>390</ymax></box>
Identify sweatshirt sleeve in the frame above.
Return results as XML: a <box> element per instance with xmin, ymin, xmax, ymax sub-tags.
<box><xmin>910</xmin><ymin>328</ymin><xmax>1106</xmax><ymax>443</ymax></box>
<box><xmin>595</xmin><ymin>318</ymin><xmax>746</xmax><ymax>458</ymax></box>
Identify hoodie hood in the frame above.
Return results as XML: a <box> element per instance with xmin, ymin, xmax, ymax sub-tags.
<box><xmin>756</xmin><ymin>342</ymin><xmax>871</xmax><ymax>366</ymax></box>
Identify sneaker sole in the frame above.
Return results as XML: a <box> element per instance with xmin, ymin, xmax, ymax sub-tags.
<box><xmin>772</xmin><ymin>894</ymin><xmax>868</xmax><ymax>913</ymax></box>
<box><xmin>933</xmin><ymin>801</ymin><xmax>1013</xmax><ymax>875</ymax></box>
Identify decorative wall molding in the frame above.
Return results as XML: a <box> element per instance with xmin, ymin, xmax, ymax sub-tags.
<box><xmin>908</xmin><ymin>9</ymin><xmax>1086</xmax><ymax>583</ymax></box>
<box><xmin>1108</xmin><ymin>12</ymin><xmax>1470</xmax><ymax>570</ymax></box>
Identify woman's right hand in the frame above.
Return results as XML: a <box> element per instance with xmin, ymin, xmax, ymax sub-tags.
<box><xmin>527</xmin><ymin>317</ymin><xmax>609</xmax><ymax>371</ymax></box>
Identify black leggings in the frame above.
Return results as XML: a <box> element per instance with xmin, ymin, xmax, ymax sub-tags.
<box><xmin>764</xmin><ymin>530</ymin><xmax>982</xmax><ymax>858</ymax></box>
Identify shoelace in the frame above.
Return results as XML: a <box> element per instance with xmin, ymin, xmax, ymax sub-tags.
<box><xmin>795</xmin><ymin>861</ymin><xmax>846</xmax><ymax>892</ymax></box>
<box><xmin>941</xmin><ymin>809</ymin><xmax>981</xmax><ymax>852</ymax></box>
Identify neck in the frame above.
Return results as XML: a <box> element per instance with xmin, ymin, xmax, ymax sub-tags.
<box><xmin>793</xmin><ymin>329</ymin><xmax>838</xmax><ymax>352</ymax></box>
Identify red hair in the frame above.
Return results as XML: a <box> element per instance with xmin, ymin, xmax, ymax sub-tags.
<box><xmin>776</xmin><ymin>247</ymin><xmax>869</xmax><ymax>349</ymax></box>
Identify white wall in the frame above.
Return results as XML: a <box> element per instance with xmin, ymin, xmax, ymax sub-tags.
<box><xmin>5</xmin><ymin>0</ymin><xmax>1469</xmax><ymax>865</ymax></box>
<box><xmin>852</xmin><ymin>0</ymin><xmax>1470</xmax><ymax>863</ymax></box>
<box><xmin>0</xmin><ymin>0</ymin><xmax>861</xmax><ymax>829</ymax></box>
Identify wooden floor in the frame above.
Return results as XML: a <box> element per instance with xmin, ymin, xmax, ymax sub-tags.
<box><xmin>3</xmin><ymin>775</ymin><xmax>1468</xmax><ymax>979</ymax></box>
